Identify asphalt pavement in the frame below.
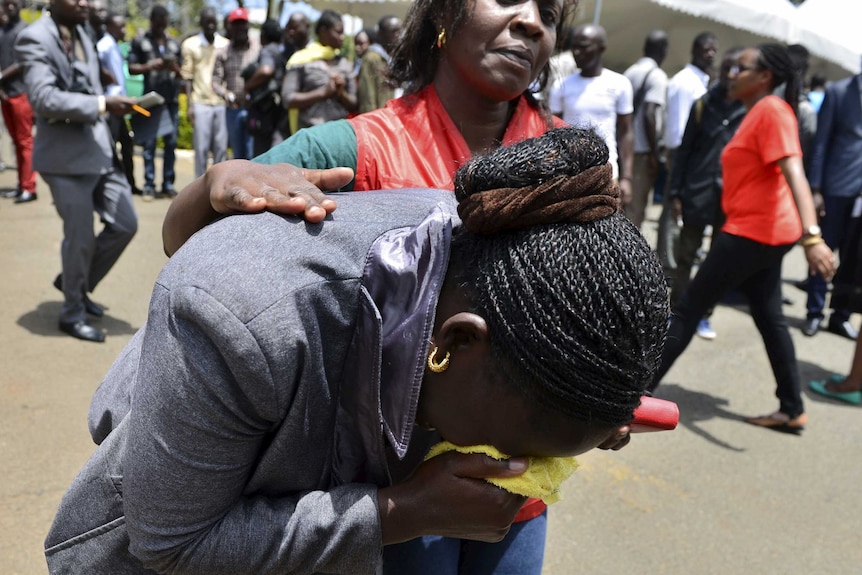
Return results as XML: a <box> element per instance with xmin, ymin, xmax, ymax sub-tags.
<box><xmin>0</xmin><ymin>150</ymin><xmax>859</xmax><ymax>574</ymax></box>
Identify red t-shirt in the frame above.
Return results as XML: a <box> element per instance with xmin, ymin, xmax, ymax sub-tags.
<box><xmin>720</xmin><ymin>95</ymin><xmax>803</xmax><ymax>245</ymax></box>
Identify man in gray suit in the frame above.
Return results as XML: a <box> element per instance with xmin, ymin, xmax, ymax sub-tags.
<box><xmin>16</xmin><ymin>0</ymin><xmax>138</xmax><ymax>342</ymax></box>
<box><xmin>803</xmin><ymin>72</ymin><xmax>862</xmax><ymax>340</ymax></box>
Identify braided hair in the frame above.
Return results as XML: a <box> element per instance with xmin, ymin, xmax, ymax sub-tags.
<box><xmin>449</xmin><ymin>127</ymin><xmax>669</xmax><ymax>426</ymax></box>
<box><xmin>756</xmin><ymin>43</ymin><xmax>801</xmax><ymax>117</ymax></box>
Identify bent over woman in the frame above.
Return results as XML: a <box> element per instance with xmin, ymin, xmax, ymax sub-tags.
<box><xmin>45</xmin><ymin>127</ymin><xmax>669</xmax><ymax>574</ymax></box>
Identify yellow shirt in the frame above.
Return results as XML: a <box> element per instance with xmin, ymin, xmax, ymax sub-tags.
<box><xmin>180</xmin><ymin>32</ymin><xmax>229</xmax><ymax>107</ymax></box>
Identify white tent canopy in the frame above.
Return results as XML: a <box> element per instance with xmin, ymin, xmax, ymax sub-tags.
<box><xmin>794</xmin><ymin>0</ymin><xmax>862</xmax><ymax>74</ymax></box>
<box><xmin>579</xmin><ymin>0</ymin><xmax>856</xmax><ymax>80</ymax></box>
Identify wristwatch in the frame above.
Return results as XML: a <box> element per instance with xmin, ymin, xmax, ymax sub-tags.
<box><xmin>803</xmin><ymin>225</ymin><xmax>822</xmax><ymax>237</ymax></box>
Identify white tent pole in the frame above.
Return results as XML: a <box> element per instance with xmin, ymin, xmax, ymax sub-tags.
<box><xmin>593</xmin><ymin>0</ymin><xmax>603</xmax><ymax>24</ymax></box>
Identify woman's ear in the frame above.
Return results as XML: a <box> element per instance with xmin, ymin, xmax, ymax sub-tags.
<box><xmin>434</xmin><ymin>312</ymin><xmax>489</xmax><ymax>356</ymax></box>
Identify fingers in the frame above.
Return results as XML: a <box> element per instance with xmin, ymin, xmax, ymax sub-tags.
<box><xmin>597</xmin><ymin>426</ymin><xmax>631</xmax><ymax>451</ymax></box>
<box><xmin>807</xmin><ymin>244</ymin><xmax>836</xmax><ymax>281</ymax></box>
<box><xmin>442</xmin><ymin>452</ymin><xmax>529</xmax><ymax>480</ymax></box>
<box><xmin>303</xmin><ymin>167</ymin><xmax>354</xmax><ymax>192</ymax></box>
<box><xmin>208</xmin><ymin>162</ymin><xmax>349</xmax><ymax>220</ymax></box>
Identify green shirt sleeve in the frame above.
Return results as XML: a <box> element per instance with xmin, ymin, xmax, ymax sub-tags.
<box><xmin>253</xmin><ymin>119</ymin><xmax>359</xmax><ymax>191</ymax></box>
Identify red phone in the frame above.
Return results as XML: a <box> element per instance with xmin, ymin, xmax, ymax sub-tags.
<box><xmin>629</xmin><ymin>396</ymin><xmax>679</xmax><ymax>433</ymax></box>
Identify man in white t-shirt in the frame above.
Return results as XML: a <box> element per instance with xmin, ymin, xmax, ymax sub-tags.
<box><xmin>548</xmin><ymin>24</ymin><xmax>634</xmax><ymax>205</ymax></box>
<box><xmin>623</xmin><ymin>30</ymin><xmax>669</xmax><ymax>228</ymax></box>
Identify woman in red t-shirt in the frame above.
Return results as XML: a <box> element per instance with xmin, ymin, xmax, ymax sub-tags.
<box><xmin>649</xmin><ymin>44</ymin><xmax>835</xmax><ymax>434</ymax></box>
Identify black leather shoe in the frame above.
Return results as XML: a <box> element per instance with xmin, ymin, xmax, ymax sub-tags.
<box><xmin>13</xmin><ymin>191</ymin><xmax>36</xmax><ymax>203</ymax></box>
<box><xmin>0</xmin><ymin>188</ymin><xmax>19</xmax><ymax>198</ymax></box>
<box><xmin>59</xmin><ymin>320</ymin><xmax>105</xmax><ymax>343</ymax></box>
<box><xmin>802</xmin><ymin>317</ymin><xmax>821</xmax><ymax>337</ymax></box>
<box><xmin>827</xmin><ymin>320</ymin><xmax>858</xmax><ymax>340</ymax></box>
<box><xmin>53</xmin><ymin>274</ymin><xmax>104</xmax><ymax>317</ymax></box>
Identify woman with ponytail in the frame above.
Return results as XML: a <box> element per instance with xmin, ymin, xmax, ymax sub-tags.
<box><xmin>650</xmin><ymin>44</ymin><xmax>835</xmax><ymax>434</ymax></box>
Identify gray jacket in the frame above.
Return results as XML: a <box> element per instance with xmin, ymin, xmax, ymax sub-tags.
<box><xmin>46</xmin><ymin>190</ymin><xmax>457</xmax><ymax>574</ymax></box>
<box><xmin>15</xmin><ymin>15</ymin><xmax>115</xmax><ymax>175</ymax></box>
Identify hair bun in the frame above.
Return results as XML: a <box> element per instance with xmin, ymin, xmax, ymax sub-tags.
<box><xmin>454</xmin><ymin>127</ymin><xmax>619</xmax><ymax>234</ymax></box>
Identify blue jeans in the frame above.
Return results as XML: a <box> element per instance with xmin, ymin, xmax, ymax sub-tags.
<box><xmin>225</xmin><ymin>107</ymin><xmax>253</xmax><ymax>160</ymax></box>
<box><xmin>141</xmin><ymin>104</ymin><xmax>178</xmax><ymax>189</ymax></box>
<box><xmin>806</xmin><ymin>194</ymin><xmax>855</xmax><ymax>322</ymax></box>
<box><xmin>382</xmin><ymin>511</ymin><xmax>547</xmax><ymax>575</ymax></box>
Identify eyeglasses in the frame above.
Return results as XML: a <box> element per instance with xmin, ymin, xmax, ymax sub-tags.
<box><xmin>729</xmin><ymin>64</ymin><xmax>757</xmax><ymax>75</ymax></box>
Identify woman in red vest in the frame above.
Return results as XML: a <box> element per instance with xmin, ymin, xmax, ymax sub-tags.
<box><xmin>163</xmin><ymin>0</ymin><xmax>593</xmax><ymax>573</ymax></box>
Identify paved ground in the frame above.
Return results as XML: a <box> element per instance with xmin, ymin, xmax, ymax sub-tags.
<box><xmin>1</xmin><ymin>150</ymin><xmax>860</xmax><ymax>574</ymax></box>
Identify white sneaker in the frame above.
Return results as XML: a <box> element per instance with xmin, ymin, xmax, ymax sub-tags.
<box><xmin>696</xmin><ymin>318</ymin><xmax>716</xmax><ymax>340</ymax></box>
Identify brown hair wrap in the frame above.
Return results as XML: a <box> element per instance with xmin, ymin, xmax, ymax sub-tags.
<box><xmin>457</xmin><ymin>163</ymin><xmax>619</xmax><ymax>234</ymax></box>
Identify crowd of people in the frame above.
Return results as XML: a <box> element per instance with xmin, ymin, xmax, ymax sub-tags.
<box><xmin>1</xmin><ymin>0</ymin><xmax>860</xmax><ymax>572</ymax></box>
<box><xmin>0</xmin><ymin>0</ymin><xmax>403</xmax><ymax>342</ymax></box>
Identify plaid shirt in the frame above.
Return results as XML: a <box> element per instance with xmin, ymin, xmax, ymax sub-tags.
<box><xmin>212</xmin><ymin>39</ymin><xmax>260</xmax><ymax>102</ymax></box>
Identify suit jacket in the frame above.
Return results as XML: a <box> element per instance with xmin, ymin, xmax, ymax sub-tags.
<box><xmin>15</xmin><ymin>15</ymin><xmax>114</xmax><ymax>175</ymax></box>
<box><xmin>807</xmin><ymin>74</ymin><xmax>862</xmax><ymax>198</ymax></box>
<box><xmin>46</xmin><ymin>190</ymin><xmax>454</xmax><ymax>574</ymax></box>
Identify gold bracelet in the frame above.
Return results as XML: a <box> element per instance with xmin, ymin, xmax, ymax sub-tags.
<box><xmin>801</xmin><ymin>235</ymin><xmax>825</xmax><ymax>247</ymax></box>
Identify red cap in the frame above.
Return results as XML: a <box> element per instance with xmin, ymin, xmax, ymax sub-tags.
<box><xmin>227</xmin><ymin>7</ymin><xmax>249</xmax><ymax>23</ymax></box>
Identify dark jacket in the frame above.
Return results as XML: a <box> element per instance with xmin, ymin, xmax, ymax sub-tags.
<box><xmin>669</xmin><ymin>86</ymin><xmax>746</xmax><ymax>227</ymax></box>
<box><xmin>807</xmin><ymin>74</ymin><xmax>862</xmax><ymax>198</ymax></box>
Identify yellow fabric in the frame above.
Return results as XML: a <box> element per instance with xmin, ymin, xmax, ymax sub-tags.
<box><xmin>285</xmin><ymin>42</ymin><xmax>340</xmax><ymax>134</ymax></box>
<box><xmin>286</xmin><ymin>41</ymin><xmax>338</xmax><ymax>67</ymax></box>
<box><xmin>424</xmin><ymin>442</ymin><xmax>579</xmax><ymax>505</ymax></box>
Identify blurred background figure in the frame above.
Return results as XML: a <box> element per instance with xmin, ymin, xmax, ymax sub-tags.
<box><xmin>0</xmin><ymin>0</ymin><xmax>38</xmax><ymax>203</ymax></box>
<box><xmin>352</xmin><ymin>26</ymin><xmax>373</xmax><ymax>77</ymax></box>
<box><xmin>128</xmin><ymin>4</ymin><xmax>183</xmax><ymax>200</ymax></box>
<box><xmin>656</xmin><ymin>31</ymin><xmax>718</xmax><ymax>280</ymax></box>
<box><xmin>623</xmin><ymin>29</ymin><xmax>669</xmax><ymax>229</ymax></box>
<box><xmin>97</xmin><ymin>12</ymin><xmax>140</xmax><ymax>196</ymax></box>
<box><xmin>212</xmin><ymin>6</ymin><xmax>259</xmax><ymax>160</ymax></box>
<box><xmin>244</xmin><ymin>19</ymin><xmax>287</xmax><ymax>156</ymax></box>
<box><xmin>357</xmin><ymin>15</ymin><xmax>402</xmax><ymax>113</ymax></box>
<box><xmin>181</xmin><ymin>7</ymin><xmax>229</xmax><ymax>178</ymax></box>
<box><xmin>808</xmin><ymin>73</ymin><xmax>827</xmax><ymax>113</ymax></box>
<box><xmin>802</xmin><ymin>66</ymin><xmax>862</xmax><ymax>341</ymax></box>
<box><xmin>282</xmin><ymin>12</ymin><xmax>310</xmax><ymax>65</ymax></box>
<box><xmin>283</xmin><ymin>9</ymin><xmax>357</xmax><ymax>133</ymax></box>
<box><xmin>548</xmin><ymin>24</ymin><xmax>634</xmax><ymax>204</ymax></box>
<box><xmin>667</xmin><ymin>47</ymin><xmax>746</xmax><ymax>341</ymax></box>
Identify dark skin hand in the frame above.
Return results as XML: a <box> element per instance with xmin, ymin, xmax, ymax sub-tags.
<box><xmin>105</xmin><ymin>95</ymin><xmax>136</xmax><ymax>116</ymax></box>
<box><xmin>811</xmin><ymin>188</ymin><xmax>825</xmax><ymax>218</ymax></box>
<box><xmin>163</xmin><ymin>160</ymin><xmax>350</xmax><ymax>256</ymax></box>
<box><xmin>597</xmin><ymin>425</ymin><xmax>631</xmax><ymax>451</ymax></box>
<box><xmin>378</xmin><ymin>424</ymin><xmax>633</xmax><ymax>544</ymax></box>
<box><xmin>378</xmin><ymin>451</ymin><xmax>529</xmax><ymax>545</ymax></box>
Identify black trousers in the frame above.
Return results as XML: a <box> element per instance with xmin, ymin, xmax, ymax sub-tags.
<box><xmin>653</xmin><ymin>231</ymin><xmax>803</xmax><ymax>417</ymax></box>
<box><xmin>109</xmin><ymin>115</ymin><xmax>136</xmax><ymax>189</ymax></box>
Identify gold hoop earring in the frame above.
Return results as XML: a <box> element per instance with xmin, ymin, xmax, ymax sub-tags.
<box><xmin>436</xmin><ymin>28</ymin><xmax>447</xmax><ymax>49</ymax></box>
<box><xmin>427</xmin><ymin>346</ymin><xmax>450</xmax><ymax>373</ymax></box>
